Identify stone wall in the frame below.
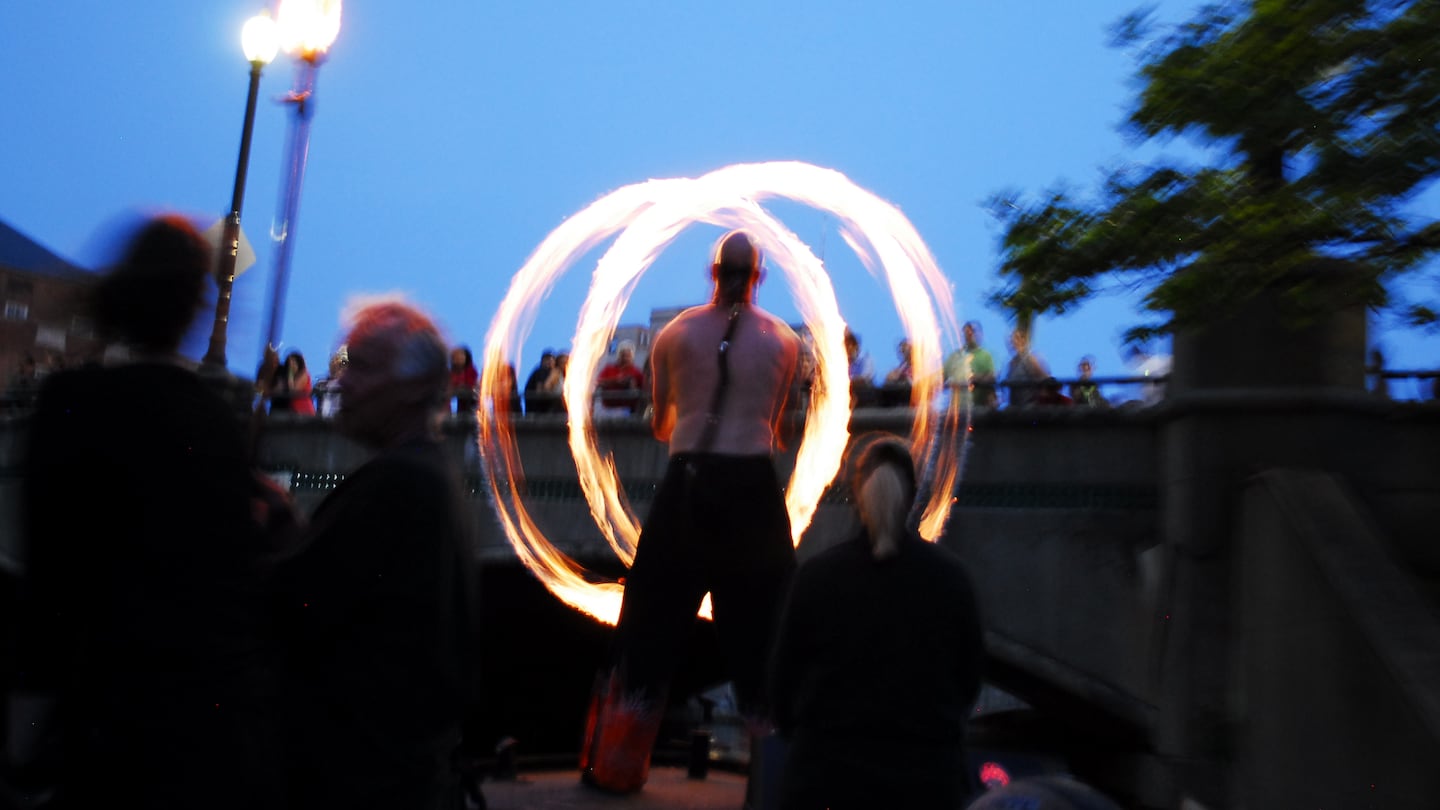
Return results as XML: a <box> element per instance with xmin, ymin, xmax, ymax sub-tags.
<box><xmin>1238</xmin><ymin>470</ymin><xmax>1440</xmax><ymax>808</ymax></box>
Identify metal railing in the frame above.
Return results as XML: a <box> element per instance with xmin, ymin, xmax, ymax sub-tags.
<box><xmin>7</xmin><ymin>368</ymin><xmax>1434</xmax><ymax>422</ymax></box>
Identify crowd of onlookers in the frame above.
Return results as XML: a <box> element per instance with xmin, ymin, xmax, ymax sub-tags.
<box><xmin>255</xmin><ymin>340</ymin><xmax>630</xmax><ymax>420</ymax></box>
<box><xmin>9</xmin><ymin>324</ymin><xmax>1436</xmax><ymax>419</ymax></box>
<box><xmin>840</xmin><ymin>322</ymin><xmax>1174</xmax><ymax>412</ymax></box>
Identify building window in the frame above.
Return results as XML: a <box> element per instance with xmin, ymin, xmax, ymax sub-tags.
<box><xmin>4</xmin><ymin>301</ymin><xmax>29</xmax><ymax>321</ymax></box>
<box><xmin>70</xmin><ymin>315</ymin><xmax>95</xmax><ymax>338</ymax></box>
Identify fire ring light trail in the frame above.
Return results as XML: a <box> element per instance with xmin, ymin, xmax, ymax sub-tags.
<box><xmin>478</xmin><ymin>161</ymin><xmax>965</xmax><ymax>625</ymax></box>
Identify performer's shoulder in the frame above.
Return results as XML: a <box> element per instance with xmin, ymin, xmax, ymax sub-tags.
<box><xmin>656</xmin><ymin>305</ymin><xmax>707</xmax><ymax>335</ymax></box>
<box><xmin>751</xmin><ymin>308</ymin><xmax>800</xmax><ymax>342</ymax></box>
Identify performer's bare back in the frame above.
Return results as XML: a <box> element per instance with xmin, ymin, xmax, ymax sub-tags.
<box><xmin>650</xmin><ymin>303</ymin><xmax>800</xmax><ymax>457</ymax></box>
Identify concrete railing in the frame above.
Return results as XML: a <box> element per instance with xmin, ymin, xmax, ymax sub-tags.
<box><xmin>1</xmin><ymin>404</ymin><xmax>1164</xmax><ymax>567</ymax></box>
<box><xmin>941</xmin><ymin>408</ymin><xmax>1164</xmax><ymax>737</ymax></box>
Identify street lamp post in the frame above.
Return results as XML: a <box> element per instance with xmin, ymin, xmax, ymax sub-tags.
<box><xmin>259</xmin><ymin>0</ymin><xmax>342</xmax><ymax>359</ymax></box>
<box><xmin>202</xmin><ymin>12</ymin><xmax>279</xmax><ymax>370</ymax></box>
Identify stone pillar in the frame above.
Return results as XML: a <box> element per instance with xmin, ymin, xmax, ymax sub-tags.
<box><xmin>1154</xmin><ymin>273</ymin><xmax>1374</xmax><ymax>807</ymax></box>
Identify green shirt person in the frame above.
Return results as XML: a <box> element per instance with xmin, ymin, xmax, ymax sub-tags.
<box><xmin>943</xmin><ymin>321</ymin><xmax>997</xmax><ymax>407</ymax></box>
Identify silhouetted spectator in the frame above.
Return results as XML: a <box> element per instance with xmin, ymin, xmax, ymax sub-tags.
<box><xmin>546</xmin><ymin>351</ymin><xmax>569</xmax><ymax>407</ymax></box>
<box><xmin>312</xmin><ymin>346</ymin><xmax>346</xmax><ymax>418</ymax></box>
<box><xmin>845</xmin><ymin>329</ymin><xmax>876</xmax><ymax>408</ymax></box>
<box><xmin>6</xmin><ymin>354</ymin><xmax>38</xmax><ymax>410</ymax></box>
<box><xmin>771</xmin><ymin>435</ymin><xmax>984</xmax><ymax>810</ymax></box>
<box><xmin>450</xmin><ymin>345</ymin><xmax>479</xmax><ymax>415</ymax></box>
<box><xmin>880</xmin><ymin>339</ymin><xmax>914</xmax><ymax>407</ymax></box>
<box><xmin>1034</xmin><ymin>376</ymin><xmax>1073</xmax><ymax>406</ymax></box>
<box><xmin>267</xmin><ymin>350</ymin><xmax>315</xmax><ymax>415</ymax></box>
<box><xmin>524</xmin><ymin>349</ymin><xmax>557</xmax><ymax>415</ymax></box>
<box><xmin>1003</xmin><ymin>329</ymin><xmax>1049</xmax><ymax>408</ymax></box>
<box><xmin>1070</xmin><ymin>355</ymin><xmax>1107</xmax><ymax>408</ymax></box>
<box><xmin>274</xmin><ymin>300</ymin><xmax>478</xmax><ymax>810</ymax></box>
<box><xmin>945</xmin><ymin>321</ymin><xmax>998</xmax><ymax>408</ymax></box>
<box><xmin>17</xmin><ymin>215</ymin><xmax>286</xmax><ymax>808</ymax></box>
<box><xmin>1367</xmin><ymin>347</ymin><xmax>1389</xmax><ymax>399</ymax></box>
<box><xmin>502</xmin><ymin>362</ymin><xmax>521</xmax><ymax>415</ymax></box>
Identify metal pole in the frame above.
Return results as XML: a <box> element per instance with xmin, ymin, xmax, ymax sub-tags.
<box><xmin>202</xmin><ymin>60</ymin><xmax>266</xmax><ymax>370</ymax></box>
<box><xmin>260</xmin><ymin>56</ymin><xmax>321</xmax><ymax>358</ymax></box>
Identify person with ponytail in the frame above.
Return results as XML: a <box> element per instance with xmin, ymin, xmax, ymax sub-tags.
<box><xmin>769</xmin><ymin>434</ymin><xmax>985</xmax><ymax>810</ymax></box>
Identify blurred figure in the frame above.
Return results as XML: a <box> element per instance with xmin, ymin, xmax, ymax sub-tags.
<box><xmin>545</xmin><ymin>351</ymin><xmax>569</xmax><ymax>408</ymax></box>
<box><xmin>770</xmin><ymin>434</ymin><xmax>984</xmax><ymax>810</ymax></box>
<box><xmin>582</xmin><ymin>231</ymin><xmax>799</xmax><ymax>796</ymax></box>
<box><xmin>449</xmin><ymin>345</ymin><xmax>479</xmax><ymax>415</ymax></box>
<box><xmin>1003</xmin><ymin>328</ymin><xmax>1049</xmax><ymax>408</ymax></box>
<box><xmin>1367</xmin><ymin>347</ymin><xmax>1389</xmax><ymax>400</ymax></box>
<box><xmin>17</xmin><ymin>215</ymin><xmax>285</xmax><ymax>809</ymax></box>
<box><xmin>274</xmin><ymin>300</ymin><xmax>478</xmax><ymax>810</ymax></box>
<box><xmin>498</xmin><ymin>362</ymin><xmax>520</xmax><ymax>416</ymax></box>
<box><xmin>944</xmin><ymin>321</ymin><xmax>998</xmax><ymax>408</ymax></box>
<box><xmin>966</xmin><ymin>774</ymin><xmax>1123</xmax><ymax>810</ymax></box>
<box><xmin>312</xmin><ymin>346</ymin><xmax>347</xmax><ymax>418</ymax></box>
<box><xmin>267</xmin><ymin>350</ymin><xmax>316</xmax><ymax>416</ymax></box>
<box><xmin>845</xmin><ymin>329</ymin><xmax>876</xmax><ymax>408</ymax></box>
<box><xmin>1126</xmin><ymin>344</ymin><xmax>1171</xmax><ymax>405</ymax></box>
<box><xmin>1034</xmin><ymin>376</ymin><xmax>1073</xmax><ymax>406</ymax></box>
<box><xmin>844</xmin><ymin>329</ymin><xmax>874</xmax><ymax>384</ymax></box>
<box><xmin>5</xmin><ymin>354</ymin><xmax>39</xmax><ymax>410</ymax></box>
<box><xmin>523</xmin><ymin>349</ymin><xmax>557</xmax><ymax>415</ymax></box>
<box><xmin>880</xmin><ymin>339</ymin><xmax>914</xmax><ymax>408</ymax></box>
<box><xmin>596</xmin><ymin>340</ymin><xmax>645</xmax><ymax>416</ymax></box>
<box><xmin>795</xmin><ymin>330</ymin><xmax>818</xmax><ymax>406</ymax></box>
<box><xmin>1069</xmin><ymin>355</ymin><xmax>1107</xmax><ymax>408</ymax></box>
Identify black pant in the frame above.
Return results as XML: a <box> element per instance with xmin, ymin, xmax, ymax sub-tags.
<box><xmin>611</xmin><ymin>454</ymin><xmax>796</xmax><ymax>713</ymax></box>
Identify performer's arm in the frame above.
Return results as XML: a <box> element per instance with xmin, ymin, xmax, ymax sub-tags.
<box><xmin>771</xmin><ymin>333</ymin><xmax>801</xmax><ymax>451</ymax></box>
<box><xmin>650</xmin><ymin>333</ymin><xmax>674</xmax><ymax>442</ymax></box>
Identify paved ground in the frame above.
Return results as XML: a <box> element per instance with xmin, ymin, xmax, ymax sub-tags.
<box><xmin>481</xmin><ymin>767</ymin><xmax>747</xmax><ymax>810</ymax></box>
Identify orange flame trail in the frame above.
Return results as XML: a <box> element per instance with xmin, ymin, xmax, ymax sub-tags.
<box><xmin>479</xmin><ymin>162</ymin><xmax>964</xmax><ymax>626</ymax></box>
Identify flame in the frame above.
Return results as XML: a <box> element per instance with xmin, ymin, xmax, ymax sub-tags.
<box><xmin>275</xmin><ymin>0</ymin><xmax>342</xmax><ymax>59</ymax></box>
<box><xmin>479</xmin><ymin>162</ymin><xmax>965</xmax><ymax>626</ymax></box>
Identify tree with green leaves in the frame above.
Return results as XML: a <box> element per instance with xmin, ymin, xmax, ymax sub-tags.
<box><xmin>989</xmin><ymin>0</ymin><xmax>1440</xmax><ymax>345</ymax></box>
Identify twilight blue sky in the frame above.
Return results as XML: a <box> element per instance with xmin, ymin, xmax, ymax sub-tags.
<box><xmin>2</xmin><ymin>1</ymin><xmax>1436</xmax><ymax>393</ymax></box>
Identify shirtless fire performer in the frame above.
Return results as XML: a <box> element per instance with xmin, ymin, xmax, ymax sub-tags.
<box><xmin>581</xmin><ymin>230</ymin><xmax>801</xmax><ymax>795</ymax></box>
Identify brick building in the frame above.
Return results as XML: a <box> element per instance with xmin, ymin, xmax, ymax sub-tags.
<box><xmin>0</xmin><ymin>220</ymin><xmax>102</xmax><ymax>403</ymax></box>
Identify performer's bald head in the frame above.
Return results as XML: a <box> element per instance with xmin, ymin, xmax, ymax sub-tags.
<box><xmin>711</xmin><ymin>230</ymin><xmax>761</xmax><ymax>305</ymax></box>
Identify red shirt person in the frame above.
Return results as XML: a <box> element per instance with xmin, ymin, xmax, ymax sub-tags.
<box><xmin>596</xmin><ymin>342</ymin><xmax>645</xmax><ymax>414</ymax></box>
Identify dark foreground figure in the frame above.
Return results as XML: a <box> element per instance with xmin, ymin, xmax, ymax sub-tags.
<box><xmin>274</xmin><ymin>300</ymin><xmax>479</xmax><ymax>810</ymax></box>
<box><xmin>967</xmin><ymin>775</ymin><xmax>1123</xmax><ymax>810</ymax></box>
<box><xmin>770</xmin><ymin>435</ymin><xmax>985</xmax><ymax>810</ymax></box>
<box><xmin>16</xmin><ymin>217</ymin><xmax>284</xmax><ymax>809</ymax></box>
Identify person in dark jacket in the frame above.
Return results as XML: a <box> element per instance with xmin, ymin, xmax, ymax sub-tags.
<box><xmin>274</xmin><ymin>300</ymin><xmax>479</xmax><ymax>810</ymax></box>
<box><xmin>769</xmin><ymin>434</ymin><xmax>985</xmax><ymax>810</ymax></box>
<box><xmin>17</xmin><ymin>215</ymin><xmax>284</xmax><ymax>809</ymax></box>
